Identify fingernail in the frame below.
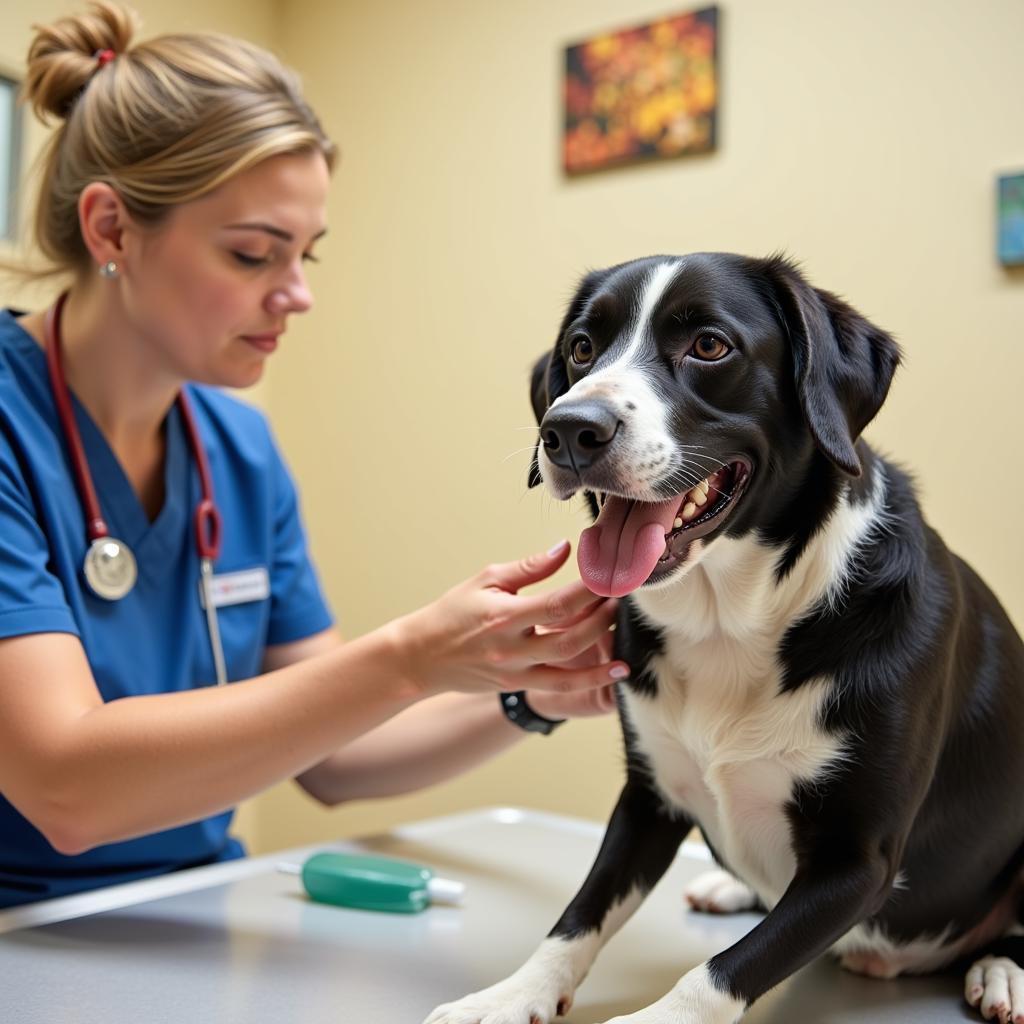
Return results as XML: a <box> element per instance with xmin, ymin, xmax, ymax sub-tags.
<box><xmin>547</xmin><ymin>539</ymin><xmax>569</xmax><ymax>556</ymax></box>
<box><xmin>608</xmin><ymin>665</ymin><xmax>629</xmax><ymax>680</ymax></box>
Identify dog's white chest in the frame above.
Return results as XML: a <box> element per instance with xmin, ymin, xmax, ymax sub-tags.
<box><xmin>622</xmin><ymin>633</ymin><xmax>847</xmax><ymax>909</ymax></box>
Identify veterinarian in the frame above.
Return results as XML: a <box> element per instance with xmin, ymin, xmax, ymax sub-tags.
<box><xmin>0</xmin><ymin>2</ymin><xmax>626</xmax><ymax>909</ymax></box>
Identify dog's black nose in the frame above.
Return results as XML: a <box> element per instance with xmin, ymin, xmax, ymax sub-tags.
<box><xmin>540</xmin><ymin>402</ymin><xmax>619</xmax><ymax>473</ymax></box>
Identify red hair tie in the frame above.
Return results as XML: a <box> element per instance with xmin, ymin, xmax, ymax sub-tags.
<box><xmin>95</xmin><ymin>49</ymin><xmax>116</xmax><ymax>69</ymax></box>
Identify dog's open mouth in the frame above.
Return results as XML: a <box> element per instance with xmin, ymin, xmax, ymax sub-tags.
<box><xmin>578</xmin><ymin>460</ymin><xmax>752</xmax><ymax>597</ymax></box>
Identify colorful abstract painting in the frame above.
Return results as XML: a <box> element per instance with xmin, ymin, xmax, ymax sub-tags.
<box><xmin>998</xmin><ymin>172</ymin><xmax>1024</xmax><ymax>267</ymax></box>
<box><xmin>563</xmin><ymin>6</ymin><xmax>719</xmax><ymax>175</ymax></box>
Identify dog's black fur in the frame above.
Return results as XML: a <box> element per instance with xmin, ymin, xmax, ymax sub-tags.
<box><xmin>517</xmin><ymin>254</ymin><xmax>1024</xmax><ymax>1018</ymax></box>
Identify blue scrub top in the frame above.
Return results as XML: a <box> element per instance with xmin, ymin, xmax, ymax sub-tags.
<box><xmin>0</xmin><ymin>309</ymin><xmax>334</xmax><ymax>908</ymax></box>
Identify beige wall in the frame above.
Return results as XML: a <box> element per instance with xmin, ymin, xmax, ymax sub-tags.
<box><xmin>4</xmin><ymin>1</ymin><xmax>1023</xmax><ymax>855</ymax></box>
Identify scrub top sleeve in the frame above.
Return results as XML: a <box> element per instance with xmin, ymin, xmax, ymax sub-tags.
<box><xmin>264</xmin><ymin>430</ymin><xmax>334</xmax><ymax>646</ymax></box>
<box><xmin>0</xmin><ymin>436</ymin><xmax>79</xmax><ymax>640</ymax></box>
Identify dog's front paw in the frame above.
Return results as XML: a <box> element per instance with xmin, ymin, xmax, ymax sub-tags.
<box><xmin>684</xmin><ymin>868</ymin><xmax>758</xmax><ymax>914</ymax></box>
<box><xmin>424</xmin><ymin>983</ymin><xmax>571</xmax><ymax>1024</ymax></box>
<box><xmin>424</xmin><ymin>965</ymin><xmax>573</xmax><ymax>1024</ymax></box>
<box><xmin>599</xmin><ymin>966</ymin><xmax>746</xmax><ymax>1024</ymax></box>
<box><xmin>965</xmin><ymin>955</ymin><xmax>1024</xmax><ymax>1024</ymax></box>
<box><xmin>601</xmin><ymin>999</ymin><xmax>684</xmax><ymax>1024</ymax></box>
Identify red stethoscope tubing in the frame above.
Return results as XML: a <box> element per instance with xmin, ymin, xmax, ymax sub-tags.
<box><xmin>44</xmin><ymin>291</ymin><xmax>222</xmax><ymax>563</ymax></box>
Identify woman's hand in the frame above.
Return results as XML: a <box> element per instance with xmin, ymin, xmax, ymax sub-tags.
<box><xmin>525</xmin><ymin>622</ymin><xmax>620</xmax><ymax>721</ymax></box>
<box><xmin>527</xmin><ymin>682</ymin><xmax>619</xmax><ymax>722</ymax></box>
<box><xmin>392</xmin><ymin>540</ymin><xmax>630</xmax><ymax>700</ymax></box>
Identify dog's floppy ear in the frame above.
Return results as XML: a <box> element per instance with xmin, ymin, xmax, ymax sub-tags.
<box><xmin>529</xmin><ymin>351</ymin><xmax>555</xmax><ymax>425</ymax></box>
<box><xmin>764</xmin><ymin>256</ymin><xmax>901</xmax><ymax>477</ymax></box>
<box><xmin>527</xmin><ymin>347</ymin><xmax>571</xmax><ymax>488</ymax></box>
<box><xmin>527</xmin><ymin>352</ymin><xmax>553</xmax><ymax>488</ymax></box>
<box><xmin>527</xmin><ymin>268</ymin><xmax>608</xmax><ymax>488</ymax></box>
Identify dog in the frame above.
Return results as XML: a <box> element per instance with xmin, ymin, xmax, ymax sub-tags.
<box><xmin>425</xmin><ymin>253</ymin><xmax>1024</xmax><ymax>1024</ymax></box>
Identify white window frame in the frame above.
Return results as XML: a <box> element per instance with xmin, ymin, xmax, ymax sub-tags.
<box><xmin>0</xmin><ymin>67</ymin><xmax>24</xmax><ymax>243</ymax></box>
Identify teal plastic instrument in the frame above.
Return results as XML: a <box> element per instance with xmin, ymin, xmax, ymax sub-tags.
<box><xmin>282</xmin><ymin>851</ymin><xmax>465</xmax><ymax>914</ymax></box>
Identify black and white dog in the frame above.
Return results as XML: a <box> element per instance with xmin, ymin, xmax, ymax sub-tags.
<box><xmin>426</xmin><ymin>253</ymin><xmax>1024</xmax><ymax>1024</ymax></box>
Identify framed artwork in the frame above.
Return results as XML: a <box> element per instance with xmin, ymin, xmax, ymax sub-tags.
<box><xmin>0</xmin><ymin>71</ymin><xmax>23</xmax><ymax>243</ymax></box>
<box><xmin>563</xmin><ymin>6</ymin><xmax>719</xmax><ymax>175</ymax></box>
<box><xmin>997</xmin><ymin>172</ymin><xmax>1024</xmax><ymax>267</ymax></box>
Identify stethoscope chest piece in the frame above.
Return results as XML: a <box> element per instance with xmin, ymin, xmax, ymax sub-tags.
<box><xmin>83</xmin><ymin>536</ymin><xmax>138</xmax><ymax>601</ymax></box>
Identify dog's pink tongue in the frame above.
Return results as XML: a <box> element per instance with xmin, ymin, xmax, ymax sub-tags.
<box><xmin>578</xmin><ymin>495</ymin><xmax>681</xmax><ymax>597</ymax></box>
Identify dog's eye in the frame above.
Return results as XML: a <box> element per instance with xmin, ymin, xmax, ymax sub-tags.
<box><xmin>691</xmin><ymin>334</ymin><xmax>730</xmax><ymax>361</ymax></box>
<box><xmin>571</xmin><ymin>337</ymin><xmax>594</xmax><ymax>365</ymax></box>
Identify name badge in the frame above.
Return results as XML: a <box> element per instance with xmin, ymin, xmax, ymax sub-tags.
<box><xmin>199</xmin><ymin>567</ymin><xmax>270</xmax><ymax>608</ymax></box>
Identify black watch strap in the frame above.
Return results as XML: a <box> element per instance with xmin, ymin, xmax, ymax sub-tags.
<box><xmin>498</xmin><ymin>691</ymin><xmax>565</xmax><ymax>736</ymax></box>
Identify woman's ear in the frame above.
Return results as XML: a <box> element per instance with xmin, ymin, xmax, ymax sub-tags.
<box><xmin>78</xmin><ymin>181</ymin><xmax>130</xmax><ymax>270</ymax></box>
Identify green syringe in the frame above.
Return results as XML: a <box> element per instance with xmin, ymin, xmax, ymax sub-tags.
<box><xmin>278</xmin><ymin>851</ymin><xmax>465</xmax><ymax>914</ymax></box>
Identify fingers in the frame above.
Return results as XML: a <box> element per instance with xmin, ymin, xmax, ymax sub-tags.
<box><xmin>526</xmin><ymin>682</ymin><xmax>619</xmax><ymax>722</ymax></box>
<box><xmin>576</xmin><ymin>682</ymin><xmax>619</xmax><ymax>714</ymax></box>
<box><xmin>511</xmin><ymin>578</ymin><xmax>616</xmax><ymax>630</ymax></box>
<box><xmin>530</xmin><ymin>600</ymin><xmax>619</xmax><ymax>666</ymax></box>
<box><xmin>520</xmin><ymin>658</ymin><xmax>629</xmax><ymax>694</ymax></box>
<box><xmin>481</xmin><ymin>540</ymin><xmax>571</xmax><ymax>593</ymax></box>
<box><xmin>552</xmin><ymin>639</ymin><xmax>609</xmax><ymax>671</ymax></box>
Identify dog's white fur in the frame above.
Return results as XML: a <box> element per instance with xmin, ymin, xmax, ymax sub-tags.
<box><xmin>622</xmin><ymin>475</ymin><xmax>887</xmax><ymax>915</ymax></box>
<box><xmin>543</xmin><ymin>261</ymin><xmax>691</xmax><ymax>504</ymax></box>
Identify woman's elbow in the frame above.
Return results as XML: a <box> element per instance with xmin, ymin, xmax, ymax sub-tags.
<box><xmin>18</xmin><ymin>781</ymin><xmax>102</xmax><ymax>856</ymax></box>
<box><xmin>294</xmin><ymin>771</ymin><xmax>347</xmax><ymax>808</ymax></box>
<box><xmin>42</xmin><ymin>819</ymin><xmax>96</xmax><ymax>856</ymax></box>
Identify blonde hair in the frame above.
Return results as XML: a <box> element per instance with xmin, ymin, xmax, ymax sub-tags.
<box><xmin>19</xmin><ymin>1</ymin><xmax>336</xmax><ymax>279</ymax></box>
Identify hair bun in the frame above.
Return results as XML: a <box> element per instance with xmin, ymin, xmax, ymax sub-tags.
<box><xmin>23</xmin><ymin>1</ymin><xmax>137</xmax><ymax>123</ymax></box>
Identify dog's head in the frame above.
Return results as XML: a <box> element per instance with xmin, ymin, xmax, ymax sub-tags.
<box><xmin>528</xmin><ymin>253</ymin><xmax>901</xmax><ymax>598</ymax></box>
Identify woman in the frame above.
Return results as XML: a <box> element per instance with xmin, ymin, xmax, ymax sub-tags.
<box><xmin>0</xmin><ymin>2</ymin><xmax>626</xmax><ymax>908</ymax></box>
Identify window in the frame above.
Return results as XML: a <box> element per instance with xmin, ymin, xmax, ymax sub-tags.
<box><xmin>0</xmin><ymin>72</ymin><xmax>23</xmax><ymax>242</ymax></box>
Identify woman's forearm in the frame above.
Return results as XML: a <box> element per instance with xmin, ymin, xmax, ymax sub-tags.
<box><xmin>297</xmin><ymin>692</ymin><xmax>527</xmax><ymax>805</ymax></box>
<box><xmin>3</xmin><ymin>545</ymin><xmax>625</xmax><ymax>855</ymax></box>
<box><xmin>28</xmin><ymin>623</ymin><xmax>420</xmax><ymax>853</ymax></box>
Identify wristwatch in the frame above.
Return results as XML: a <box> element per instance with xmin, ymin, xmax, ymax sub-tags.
<box><xmin>498</xmin><ymin>691</ymin><xmax>565</xmax><ymax>736</ymax></box>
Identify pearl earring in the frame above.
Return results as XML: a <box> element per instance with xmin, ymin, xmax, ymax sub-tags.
<box><xmin>99</xmin><ymin>260</ymin><xmax>119</xmax><ymax>279</ymax></box>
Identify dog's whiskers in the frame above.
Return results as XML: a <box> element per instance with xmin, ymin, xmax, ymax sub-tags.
<box><xmin>663</xmin><ymin>465</ymin><xmax>705</xmax><ymax>491</ymax></box>
<box><xmin>662</xmin><ymin>458</ymin><xmax>736</xmax><ymax>500</ymax></box>
<box><xmin>502</xmin><ymin>444</ymin><xmax>542</xmax><ymax>465</ymax></box>
<box><xmin>677</xmin><ymin>448</ymin><xmax>730</xmax><ymax>469</ymax></box>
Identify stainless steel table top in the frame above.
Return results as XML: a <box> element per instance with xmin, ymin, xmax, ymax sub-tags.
<box><xmin>0</xmin><ymin>808</ymin><xmax>972</xmax><ymax>1023</ymax></box>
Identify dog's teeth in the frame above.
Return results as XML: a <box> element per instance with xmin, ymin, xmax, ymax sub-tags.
<box><xmin>699</xmin><ymin>479</ymin><xmax>710</xmax><ymax>496</ymax></box>
<box><xmin>673</xmin><ymin>516</ymin><xmax>683</xmax><ymax>530</ymax></box>
<box><xmin>682</xmin><ymin>501</ymin><xmax>697</xmax><ymax>521</ymax></box>
<box><xmin>692</xmin><ymin>489</ymin><xmax>708</xmax><ymax>507</ymax></box>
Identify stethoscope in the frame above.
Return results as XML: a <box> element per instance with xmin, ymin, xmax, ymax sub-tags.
<box><xmin>44</xmin><ymin>292</ymin><xmax>229</xmax><ymax>686</ymax></box>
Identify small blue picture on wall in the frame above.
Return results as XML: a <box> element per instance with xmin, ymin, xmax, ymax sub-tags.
<box><xmin>998</xmin><ymin>172</ymin><xmax>1024</xmax><ymax>266</ymax></box>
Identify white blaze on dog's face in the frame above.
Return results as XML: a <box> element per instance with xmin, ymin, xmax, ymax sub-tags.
<box><xmin>543</xmin><ymin>261</ymin><xmax>681</xmax><ymax>500</ymax></box>
<box><xmin>529</xmin><ymin>253</ymin><xmax>898</xmax><ymax>599</ymax></box>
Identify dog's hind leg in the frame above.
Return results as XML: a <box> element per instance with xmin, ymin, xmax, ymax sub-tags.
<box><xmin>684</xmin><ymin>868</ymin><xmax>760</xmax><ymax>915</ymax></box>
<box><xmin>964</xmin><ymin>930</ymin><xmax>1024</xmax><ymax>1024</ymax></box>
<box><xmin>683</xmin><ymin>831</ymin><xmax>763</xmax><ymax>915</ymax></box>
